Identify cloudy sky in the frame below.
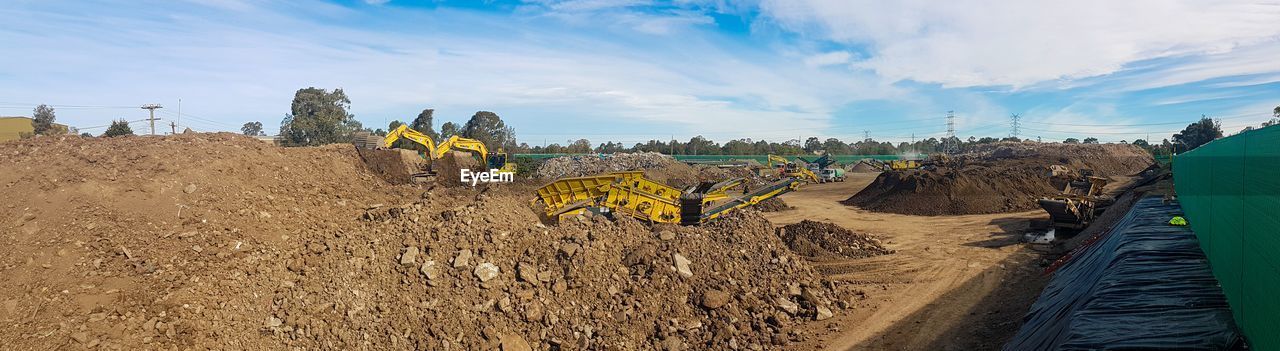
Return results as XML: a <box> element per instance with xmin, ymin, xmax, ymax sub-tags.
<box><xmin>3</xmin><ymin>0</ymin><xmax>1279</xmax><ymax>144</ymax></box>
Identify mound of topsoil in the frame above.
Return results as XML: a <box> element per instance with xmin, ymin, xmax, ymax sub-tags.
<box><xmin>847</xmin><ymin>160</ymin><xmax>882</xmax><ymax>173</ymax></box>
<box><xmin>845</xmin><ymin>142</ymin><xmax>1153</xmax><ymax>215</ymax></box>
<box><xmin>0</xmin><ymin>133</ymin><xmax>845</xmax><ymax>350</ymax></box>
<box><xmin>778</xmin><ymin>220</ymin><xmax>893</xmax><ymax>260</ymax></box>
<box><xmin>756</xmin><ymin>198</ymin><xmax>793</xmax><ymax>212</ymax></box>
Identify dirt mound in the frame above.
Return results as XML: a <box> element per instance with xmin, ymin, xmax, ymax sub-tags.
<box><xmin>1</xmin><ymin>134</ymin><xmax>845</xmax><ymax>350</ymax></box>
<box><xmin>756</xmin><ymin>198</ymin><xmax>793</xmax><ymax>212</ymax></box>
<box><xmin>848</xmin><ymin>160</ymin><xmax>882</xmax><ymax>173</ymax></box>
<box><xmin>535</xmin><ymin>152</ymin><xmax>702</xmax><ymax>187</ymax></box>
<box><xmin>356</xmin><ymin>148</ymin><xmax>424</xmax><ymax>184</ymax></box>
<box><xmin>778</xmin><ymin>220</ymin><xmax>893</xmax><ymax>260</ymax></box>
<box><xmin>845</xmin><ymin>142</ymin><xmax>1153</xmax><ymax>215</ymax></box>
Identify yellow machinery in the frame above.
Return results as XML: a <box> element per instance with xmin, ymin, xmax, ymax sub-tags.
<box><xmin>889</xmin><ymin>159</ymin><xmax>921</xmax><ymax>170</ymax></box>
<box><xmin>765</xmin><ymin>154</ymin><xmax>819</xmax><ymax>182</ymax></box>
<box><xmin>535</xmin><ymin>171</ymin><xmax>803</xmax><ymax>225</ymax></box>
<box><xmin>381</xmin><ymin>125</ymin><xmax>516</xmax><ymax>173</ymax></box>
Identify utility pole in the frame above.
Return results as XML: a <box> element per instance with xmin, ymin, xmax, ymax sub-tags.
<box><xmin>945</xmin><ymin>110</ymin><xmax>957</xmax><ymax>154</ymax></box>
<box><xmin>141</xmin><ymin>104</ymin><xmax>163</xmax><ymax>135</ymax></box>
<box><xmin>170</xmin><ymin>121</ymin><xmax>177</xmax><ymax>134</ymax></box>
<box><xmin>911</xmin><ymin>133</ymin><xmax>916</xmax><ymax>155</ymax></box>
<box><xmin>1010</xmin><ymin>113</ymin><xmax>1022</xmax><ymax>139</ymax></box>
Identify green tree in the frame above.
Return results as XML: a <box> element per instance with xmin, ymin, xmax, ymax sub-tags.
<box><xmin>1063</xmin><ymin>138</ymin><xmax>1079</xmax><ymax>144</ymax></box>
<box><xmin>1082</xmin><ymin>137</ymin><xmax>1099</xmax><ymax>144</ymax></box>
<box><xmin>1172</xmin><ymin>116</ymin><xmax>1222</xmax><ymax>152</ymax></box>
<box><xmin>241</xmin><ymin>121</ymin><xmax>265</xmax><ymax>136</ymax></box>
<box><xmin>32</xmin><ymin>104</ymin><xmax>57</xmax><ymax>135</ymax></box>
<box><xmin>103</xmin><ymin>120</ymin><xmax>133</xmax><ymax>137</ymax></box>
<box><xmin>567</xmin><ymin>139</ymin><xmax>591</xmax><ymax>153</ymax></box>
<box><xmin>79</xmin><ymin>132</ymin><xmax>92</xmax><ymax>137</ymax></box>
<box><xmin>410</xmin><ymin>109</ymin><xmax>440</xmax><ymax>140</ymax></box>
<box><xmin>1131</xmin><ymin>139</ymin><xmax>1149</xmax><ymax>148</ymax></box>
<box><xmin>460</xmin><ymin>111</ymin><xmax>516</xmax><ymax>151</ymax></box>
<box><xmin>803</xmin><ymin>137</ymin><xmax>822</xmax><ymax>153</ymax></box>
<box><xmin>278</xmin><ymin>87</ymin><xmax>362</xmax><ymax>146</ymax></box>
<box><xmin>440</xmin><ymin>122</ymin><xmax>459</xmax><ymax>139</ymax></box>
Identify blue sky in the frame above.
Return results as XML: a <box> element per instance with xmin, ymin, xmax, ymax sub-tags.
<box><xmin>2</xmin><ymin>0</ymin><xmax>1279</xmax><ymax>145</ymax></box>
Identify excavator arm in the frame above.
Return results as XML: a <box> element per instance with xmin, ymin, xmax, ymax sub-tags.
<box><xmin>383</xmin><ymin>125</ymin><xmax>438</xmax><ymax>153</ymax></box>
<box><xmin>434</xmin><ymin>135</ymin><xmax>490</xmax><ymax>166</ymax></box>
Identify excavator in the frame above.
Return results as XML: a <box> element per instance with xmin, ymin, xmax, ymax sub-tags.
<box><xmin>766</xmin><ymin>154</ymin><xmax>819</xmax><ymax>182</ymax></box>
<box><xmin>534</xmin><ymin>171</ymin><xmax>804</xmax><ymax>225</ymax></box>
<box><xmin>379</xmin><ymin>125</ymin><xmax>517</xmax><ymax>174</ymax></box>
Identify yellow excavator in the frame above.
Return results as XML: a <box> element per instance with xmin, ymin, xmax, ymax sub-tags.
<box><xmin>766</xmin><ymin>154</ymin><xmax>819</xmax><ymax>182</ymax></box>
<box><xmin>381</xmin><ymin>125</ymin><xmax>516</xmax><ymax>173</ymax></box>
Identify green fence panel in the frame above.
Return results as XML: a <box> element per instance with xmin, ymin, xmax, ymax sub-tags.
<box><xmin>1174</xmin><ymin>125</ymin><xmax>1280</xmax><ymax>350</ymax></box>
<box><xmin>514</xmin><ymin>154</ymin><xmax>906</xmax><ymax>163</ymax></box>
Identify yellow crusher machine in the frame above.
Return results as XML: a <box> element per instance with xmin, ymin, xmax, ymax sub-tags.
<box><xmin>534</xmin><ymin>171</ymin><xmax>804</xmax><ymax>225</ymax></box>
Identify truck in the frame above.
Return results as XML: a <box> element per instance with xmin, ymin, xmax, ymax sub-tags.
<box><xmin>818</xmin><ymin>168</ymin><xmax>846</xmax><ymax>183</ymax></box>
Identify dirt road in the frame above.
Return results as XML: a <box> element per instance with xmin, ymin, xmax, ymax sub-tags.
<box><xmin>765</xmin><ymin>173</ymin><xmax>1048</xmax><ymax>350</ymax></box>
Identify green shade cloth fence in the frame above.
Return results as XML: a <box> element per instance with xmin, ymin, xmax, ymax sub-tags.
<box><xmin>1173</xmin><ymin>125</ymin><xmax>1280</xmax><ymax>350</ymax></box>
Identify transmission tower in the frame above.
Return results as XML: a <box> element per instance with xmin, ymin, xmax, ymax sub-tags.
<box><xmin>945</xmin><ymin>110</ymin><xmax>957</xmax><ymax>154</ymax></box>
<box><xmin>863</xmin><ymin>130</ymin><xmax>870</xmax><ymax>142</ymax></box>
<box><xmin>1010</xmin><ymin>113</ymin><xmax>1022</xmax><ymax>138</ymax></box>
<box><xmin>141</xmin><ymin>104</ymin><xmax>163</xmax><ymax>135</ymax></box>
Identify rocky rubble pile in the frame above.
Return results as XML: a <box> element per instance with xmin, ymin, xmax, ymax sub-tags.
<box><xmin>534</xmin><ymin>152</ymin><xmax>702</xmax><ymax>186</ymax></box>
<box><xmin>269</xmin><ymin>194</ymin><xmax>846</xmax><ymax>350</ymax></box>
<box><xmin>778</xmin><ymin>220</ymin><xmax>894</xmax><ymax>260</ymax></box>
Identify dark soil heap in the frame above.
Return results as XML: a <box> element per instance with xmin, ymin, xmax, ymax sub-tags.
<box><xmin>778</xmin><ymin>220</ymin><xmax>893</xmax><ymax>260</ymax></box>
<box><xmin>755</xmin><ymin>198</ymin><xmax>793</xmax><ymax>212</ymax></box>
<box><xmin>845</xmin><ymin>142</ymin><xmax>1153</xmax><ymax>215</ymax></box>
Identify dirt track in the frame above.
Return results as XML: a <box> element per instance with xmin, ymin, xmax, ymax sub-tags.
<box><xmin>765</xmin><ymin>174</ymin><xmax>1047</xmax><ymax>350</ymax></box>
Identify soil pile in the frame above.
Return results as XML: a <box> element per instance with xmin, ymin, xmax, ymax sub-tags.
<box><xmin>845</xmin><ymin>142</ymin><xmax>1153</xmax><ymax>215</ymax></box>
<box><xmin>1</xmin><ymin>134</ymin><xmax>846</xmax><ymax>350</ymax></box>
<box><xmin>778</xmin><ymin>220</ymin><xmax>893</xmax><ymax>260</ymax></box>
<box><xmin>847</xmin><ymin>160</ymin><xmax>882</xmax><ymax>173</ymax></box>
<box><xmin>755</xmin><ymin>198</ymin><xmax>793</xmax><ymax>212</ymax></box>
<box><xmin>535</xmin><ymin>152</ymin><xmax>701</xmax><ymax>187</ymax></box>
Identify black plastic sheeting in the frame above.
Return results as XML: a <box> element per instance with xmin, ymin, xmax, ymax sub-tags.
<box><xmin>1004</xmin><ymin>197</ymin><xmax>1245</xmax><ymax>351</ymax></box>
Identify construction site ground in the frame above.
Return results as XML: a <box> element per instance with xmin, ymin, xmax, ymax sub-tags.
<box><xmin>764</xmin><ymin>174</ymin><xmax>1049</xmax><ymax>350</ymax></box>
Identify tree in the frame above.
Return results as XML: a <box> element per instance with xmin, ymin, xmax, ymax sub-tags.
<box><xmin>278</xmin><ymin>87</ymin><xmax>362</xmax><ymax>146</ymax></box>
<box><xmin>1082</xmin><ymin>137</ymin><xmax>1099</xmax><ymax>144</ymax></box>
<box><xmin>79</xmin><ymin>132</ymin><xmax>92</xmax><ymax>137</ymax></box>
<box><xmin>461</xmin><ymin>111</ymin><xmax>516</xmax><ymax>151</ymax></box>
<box><xmin>410</xmin><ymin>109</ymin><xmax>441</xmax><ymax>140</ymax></box>
<box><xmin>440</xmin><ymin>122</ymin><xmax>459</xmax><ymax>139</ymax></box>
<box><xmin>1172</xmin><ymin>116</ymin><xmax>1222</xmax><ymax>152</ymax></box>
<box><xmin>1063</xmin><ymin>138</ymin><xmax>1079</xmax><ymax>144</ymax></box>
<box><xmin>103</xmin><ymin>120</ymin><xmax>134</xmax><ymax>137</ymax></box>
<box><xmin>567</xmin><ymin>139</ymin><xmax>592</xmax><ymax>153</ymax></box>
<box><xmin>32</xmin><ymin>104</ymin><xmax>56</xmax><ymax>135</ymax></box>
<box><xmin>803</xmin><ymin>137</ymin><xmax>822</xmax><ymax>153</ymax></box>
<box><xmin>388</xmin><ymin>120</ymin><xmax>404</xmax><ymax>131</ymax></box>
<box><xmin>1131</xmin><ymin>139</ymin><xmax>1149</xmax><ymax>148</ymax></box>
<box><xmin>241</xmin><ymin>121</ymin><xmax>265</xmax><ymax>136</ymax></box>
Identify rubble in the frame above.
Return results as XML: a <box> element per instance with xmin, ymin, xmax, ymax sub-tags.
<box><xmin>779</xmin><ymin>220</ymin><xmax>894</xmax><ymax>260</ymax></box>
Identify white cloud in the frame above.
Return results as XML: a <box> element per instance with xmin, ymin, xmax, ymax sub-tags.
<box><xmin>758</xmin><ymin>0</ymin><xmax>1280</xmax><ymax>88</ymax></box>
<box><xmin>803</xmin><ymin>51</ymin><xmax>851</xmax><ymax>67</ymax></box>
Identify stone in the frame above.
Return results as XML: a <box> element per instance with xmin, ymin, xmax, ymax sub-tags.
<box><xmin>516</xmin><ymin>262</ymin><xmax>538</xmax><ymax>283</ymax></box>
<box><xmin>658</xmin><ymin>230</ymin><xmax>676</xmax><ymax>241</ymax></box>
<box><xmin>672</xmin><ymin>253</ymin><xmax>692</xmax><ymax>278</ymax></box>
<box><xmin>183</xmin><ymin>184</ymin><xmax>197</xmax><ymax>194</ymax></box>
<box><xmin>776</xmin><ymin>297</ymin><xmax>799</xmax><ymax>315</ymax></box>
<box><xmin>71</xmin><ymin>331</ymin><xmax>90</xmax><ymax>343</ymax></box>
<box><xmin>400</xmin><ymin>246</ymin><xmax>419</xmax><ymax>266</ymax></box>
<box><xmin>500</xmin><ymin>334</ymin><xmax>533</xmax><ymax>351</ymax></box>
<box><xmin>559</xmin><ymin>243</ymin><xmax>580</xmax><ymax>258</ymax></box>
<box><xmin>474</xmin><ymin>262</ymin><xmax>499</xmax><ymax>282</ymax></box>
<box><xmin>420</xmin><ymin>261</ymin><xmax>440</xmax><ymax>285</ymax></box>
<box><xmin>453</xmin><ymin>249</ymin><xmax>472</xmax><ymax>268</ymax></box>
<box><xmin>815</xmin><ymin>305</ymin><xmax>834</xmax><ymax>321</ymax></box>
<box><xmin>701</xmin><ymin>289</ymin><xmax>731</xmax><ymax>310</ymax></box>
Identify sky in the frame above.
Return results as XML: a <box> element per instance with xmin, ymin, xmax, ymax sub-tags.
<box><xmin>2</xmin><ymin>0</ymin><xmax>1280</xmax><ymax>145</ymax></box>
